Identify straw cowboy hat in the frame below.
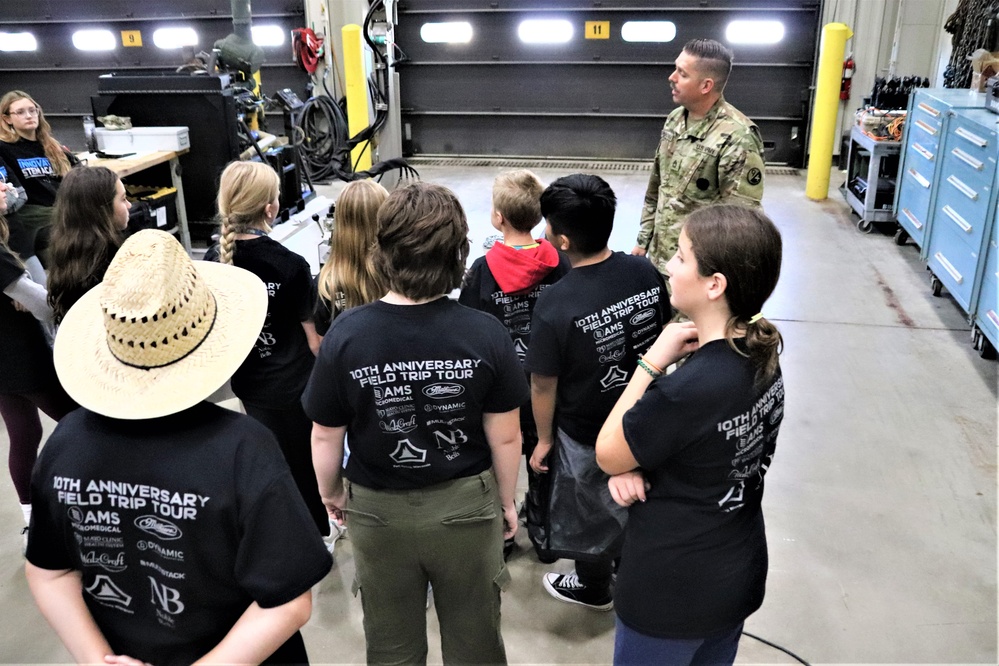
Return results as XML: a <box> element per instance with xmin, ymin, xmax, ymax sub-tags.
<box><xmin>54</xmin><ymin>229</ymin><xmax>267</xmax><ymax>419</ymax></box>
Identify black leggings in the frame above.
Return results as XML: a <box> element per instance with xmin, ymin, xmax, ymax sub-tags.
<box><xmin>243</xmin><ymin>401</ymin><xmax>329</xmax><ymax>537</ymax></box>
<box><xmin>0</xmin><ymin>387</ymin><xmax>77</xmax><ymax>503</ymax></box>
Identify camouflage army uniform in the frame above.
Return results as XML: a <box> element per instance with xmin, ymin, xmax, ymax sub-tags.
<box><xmin>638</xmin><ymin>96</ymin><xmax>765</xmax><ymax>274</ymax></box>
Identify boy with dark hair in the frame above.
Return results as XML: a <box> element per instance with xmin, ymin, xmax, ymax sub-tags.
<box><xmin>526</xmin><ymin>173</ymin><xmax>671</xmax><ymax>610</ymax></box>
<box><xmin>459</xmin><ymin>169</ymin><xmax>570</xmax><ymax>560</ymax></box>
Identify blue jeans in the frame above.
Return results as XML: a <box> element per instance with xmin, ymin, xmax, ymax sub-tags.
<box><xmin>614</xmin><ymin>617</ymin><xmax>743</xmax><ymax>666</ymax></box>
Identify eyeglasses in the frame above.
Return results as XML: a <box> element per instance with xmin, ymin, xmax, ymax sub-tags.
<box><xmin>7</xmin><ymin>107</ymin><xmax>39</xmax><ymax>118</ymax></box>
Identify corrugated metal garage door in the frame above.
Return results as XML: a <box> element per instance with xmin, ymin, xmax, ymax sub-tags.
<box><xmin>394</xmin><ymin>0</ymin><xmax>820</xmax><ymax>166</ymax></box>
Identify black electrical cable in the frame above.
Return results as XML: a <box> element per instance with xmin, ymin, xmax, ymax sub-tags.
<box><xmin>237</xmin><ymin>117</ymin><xmax>267</xmax><ymax>163</ymax></box>
<box><xmin>741</xmin><ymin>631</ymin><xmax>811</xmax><ymax>666</ymax></box>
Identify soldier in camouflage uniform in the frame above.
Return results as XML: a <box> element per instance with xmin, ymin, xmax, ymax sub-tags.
<box><xmin>633</xmin><ymin>39</ymin><xmax>766</xmax><ymax>275</ymax></box>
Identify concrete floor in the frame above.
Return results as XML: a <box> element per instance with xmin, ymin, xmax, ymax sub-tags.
<box><xmin>0</xmin><ymin>166</ymin><xmax>995</xmax><ymax>664</ymax></box>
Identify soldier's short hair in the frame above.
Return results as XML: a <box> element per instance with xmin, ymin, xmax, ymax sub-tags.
<box><xmin>683</xmin><ymin>39</ymin><xmax>733</xmax><ymax>92</ymax></box>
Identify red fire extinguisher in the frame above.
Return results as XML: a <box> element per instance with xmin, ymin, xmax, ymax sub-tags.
<box><xmin>841</xmin><ymin>56</ymin><xmax>855</xmax><ymax>100</ymax></box>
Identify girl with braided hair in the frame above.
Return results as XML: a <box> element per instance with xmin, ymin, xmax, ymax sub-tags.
<box><xmin>596</xmin><ymin>204</ymin><xmax>785</xmax><ymax>665</ymax></box>
<box><xmin>205</xmin><ymin>160</ymin><xmax>329</xmax><ymax>538</ymax></box>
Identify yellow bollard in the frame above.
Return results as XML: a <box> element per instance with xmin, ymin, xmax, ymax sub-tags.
<box><xmin>806</xmin><ymin>23</ymin><xmax>853</xmax><ymax>201</ymax></box>
<box><xmin>342</xmin><ymin>24</ymin><xmax>372</xmax><ymax>173</ymax></box>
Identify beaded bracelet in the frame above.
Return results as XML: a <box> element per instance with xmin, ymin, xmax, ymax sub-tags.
<box><xmin>637</xmin><ymin>358</ymin><xmax>662</xmax><ymax>379</ymax></box>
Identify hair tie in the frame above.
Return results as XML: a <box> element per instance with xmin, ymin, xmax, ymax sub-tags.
<box><xmin>748</xmin><ymin>313</ymin><xmax>764</xmax><ymax>324</ymax></box>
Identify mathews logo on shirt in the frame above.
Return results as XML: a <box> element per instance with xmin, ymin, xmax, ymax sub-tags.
<box><xmin>423</xmin><ymin>383</ymin><xmax>465</xmax><ymax>399</ymax></box>
<box><xmin>134</xmin><ymin>515</ymin><xmax>182</xmax><ymax>541</ymax></box>
<box><xmin>629</xmin><ymin>308</ymin><xmax>657</xmax><ymax>326</ymax></box>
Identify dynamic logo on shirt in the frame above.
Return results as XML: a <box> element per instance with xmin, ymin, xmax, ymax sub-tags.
<box><xmin>423</xmin><ymin>383</ymin><xmax>465</xmax><ymax>399</ymax></box>
<box><xmin>81</xmin><ymin>550</ymin><xmax>127</xmax><ymax>573</ymax></box>
<box><xmin>379</xmin><ymin>414</ymin><xmax>418</xmax><ymax>434</ymax></box>
<box><xmin>424</xmin><ymin>401</ymin><xmax>465</xmax><ymax>413</ymax></box>
<box><xmin>599</xmin><ymin>348</ymin><xmax>625</xmax><ymax>364</ymax></box>
<box><xmin>134</xmin><ymin>515</ymin><xmax>182</xmax><ymax>541</ymax></box>
<box><xmin>85</xmin><ymin>574</ymin><xmax>132</xmax><ymax>610</ymax></box>
<box><xmin>137</xmin><ymin>540</ymin><xmax>184</xmax><ymax>561</ymax></box>
<box><xmin>389</xmin><ymin>439</ymin><xmax>428</xmax><ymax>465</ymax></box>
<box><xmin>629</xmin><ymin>308</ymin><xmax>657</xmax><ymax>327</ymax></box>
<box><xmin>599</xmin><ymin>365</ymin><xmax>629</xmax><ymax>391</ymax></box>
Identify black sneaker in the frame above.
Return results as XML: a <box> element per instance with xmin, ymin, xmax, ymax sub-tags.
<box><xmin>542</xmin><ymin>571</ymin><xmax>613</xmax><ymax>611</ymax></box>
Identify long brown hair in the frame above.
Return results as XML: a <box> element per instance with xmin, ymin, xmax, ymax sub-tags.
<box><xmin>47</xmin><ymin>167</ymin><xmax>124</xmax><ymax>323</ymax></box>
<box><xmin>683</xmin><ymin>204</ymin><xmax>783</xmax><ymax>384</ymax></box>
<box><xmin>216</xmin><ymin>161</ymin><xmax>280</xmax><ymax>265</ymax></box>
<box><xmin>318</xmin><ymin>180</ymin><xmax>388</xmax><ymax>311</ymax></box>
<box><xmin>0</xmin><ymin>90</ymin><xmax>72</xmax><ymax>176</ymax></box>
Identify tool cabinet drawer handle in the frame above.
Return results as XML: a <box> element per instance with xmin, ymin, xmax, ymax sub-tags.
<box><xmin>900</xmin><ymin>208</ymin><xmax>924</xmax><ymax>230</ymax></box>
<box><xmin>954</xmin><ymin>127</ymin><xmax>988</xmax><ymax>147</ymax></box>
<box><xmin>946</xmin><ymin>175</ymin><xmax>978</xmax><ymax>200</ymax></box>
<box><xmin>942</xmin><ymin>205</ymin><xmax>973</xmax><ymax>233</ymax></box>
<box><xmin>913</xmin><ymin>143</ymin><xmax>934</xmax><ymax>160</ymax></box>
<box><xmin>934</xmin><ymin>252</ymin><xmax>964</xmax><ymax>284</ymax></box>
<box><xmin>951</xmin><ymin>148</ymin><xmax>984</xmax><ymax>170</ymax></box>
<box><xmin>915</xmin><ymin>120</ymin><xmax>938</xmax><ymax>136</ymax></box>
<box><xmin>907</xmin><ymin>169</ymin><xmax>931</xmax><ymax>188</ymax></box>
<box><xmin>917</xmin><ymin>102</ymin><xmax>941</xmax><ymax>117</ymax></box>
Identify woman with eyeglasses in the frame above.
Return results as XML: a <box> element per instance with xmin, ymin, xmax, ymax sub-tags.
<box><xmin>0</xmin><ymin>91</ymin><xmax>80</xmax><ymax>270</ymax></box>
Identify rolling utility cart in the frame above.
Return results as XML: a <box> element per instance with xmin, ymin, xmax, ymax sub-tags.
<box><xmin>845</xmin><ymin>125</ymin><xmax>900</xmax><ymax>232</ymax></box>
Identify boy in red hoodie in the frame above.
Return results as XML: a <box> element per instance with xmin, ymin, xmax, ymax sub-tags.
<box><xmin>459</xmin><ymin>169</ymin><xmax>570</xmax><ymax>560</ymax></box>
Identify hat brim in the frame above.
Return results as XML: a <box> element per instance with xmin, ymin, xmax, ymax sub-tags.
<box><xmin>54</xmin><ymin>261</ymin><xmax>268</xmax><ymax>420</ymax></box>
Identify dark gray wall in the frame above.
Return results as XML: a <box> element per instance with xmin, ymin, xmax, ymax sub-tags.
<box><xmin>395</xmin><ymin>0</ymin><xmax>820</xmax><ymax>165</ymax></box>
<box><xmin>0</xmin><ymin>0</ymin><xmax>309</xmax><ymax>150</ymax></box>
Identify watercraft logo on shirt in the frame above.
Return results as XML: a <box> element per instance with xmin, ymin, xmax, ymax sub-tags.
<box><xmin>599</xmin><ymin>348</ymin><xmax>625</xmax><ymax>364</ymax></box>
<box><xmin>513</xmin><ymin>338</ymin><xmax>529</xmax><ymax>360</ymax></box>
<box><xmin>379</xmin><ymin>414</ymin><xmax>418</xmax><ymax>434</ymax></box>
<box><xmin>599</xmin><ymin>365</ymin><xmax>629</xmax><ymax>391</ymax></box>
<box><xmin>423</xmin><ymin>383</ymin><xmax>465</xmax><ymax>399</ymax></box>
<box><xmin>81</xmin><ymin>550</ymin><xmax>127</xmax><ymax>573</ymax></box>
<box><xmin>85</xmin><ymin>574</ymin><xmax>132</xmax><ymax>610</ymax></box>
<box><xmin>134</xmin><ymin>515</ymin><xmax>182</xmax><ymax>541</ymax></box>
<box><xmin>390</xmin><ymin>439</ymin><xmax>428</xmax><ymax>465</ymax></box>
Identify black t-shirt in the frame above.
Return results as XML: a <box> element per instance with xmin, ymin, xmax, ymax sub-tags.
<box><xmin>524</xmin><ymin>252</ymin><xmax>669</xmax><ymax>444</ymax></box>
<box><xmin>616</xmin><ymin>339</ymin><xmax>785</xmax><ymax>639</ymax></box>
<box><xmin>458</xmin><ymin>250</ymin><xmax>570</xmax><ymax>429</ymax></box>
<box><xmin>27</xmin><ymin>402</ymin><xmax>333</xmax><ymax>666</ymax></box>
<box><xmin>0</xmin><ymin>138</ymin><xmax>78</xmax><ymax>207</ymax></box>
<box><xmin>205</xmin><ymin>237</ymin><xmax>315</xmax><ymax>407</ymax></box>
<box><xmin>0</xmin><ymin>245</ymin><xmax>57</xmax><ymax>393</ymax></box>
<box><xmin>302</xmin><ymin>297</ymin><xmax>530</xmax><ymax>490</ymax></box>
<box><xmin>310</xmin><ymin>273</ymin><xmax>346</xmax><ymax>337</ymax></box>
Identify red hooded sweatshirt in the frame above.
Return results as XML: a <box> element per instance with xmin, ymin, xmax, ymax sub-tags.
<box><xmin>484</xmin><ymin>238</ymin><xmax>562</xmax><ymax>296</ymax></box>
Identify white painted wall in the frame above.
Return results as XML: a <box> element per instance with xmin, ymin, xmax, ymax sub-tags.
<box><xmin>821</xmin><ymin>0</ymin><xmax>951</xmax><ymax>154</ymax></box>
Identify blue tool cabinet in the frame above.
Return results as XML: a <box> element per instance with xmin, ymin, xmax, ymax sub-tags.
<box><xmin>893</xmin><ymin>89</ymin><xmax>986</xmax><ymax>252</ymax></box>
<box><xmin>922</xmin><ymin>106</ymin><xmax>999</xmax><ymax>358</ymax></box>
